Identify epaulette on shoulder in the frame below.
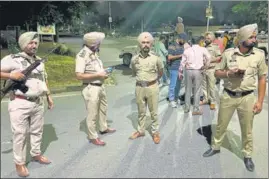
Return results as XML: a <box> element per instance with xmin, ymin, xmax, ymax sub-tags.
<box><xmin>132</xmin><ymin>54</ymin><xmax>139</xmax><ymax>61</ymax></box>
<box><xmin>223</xmin><ymin>47</ymin><xmax>234</xmax><ymax>54</ymax></box>
<box><xmin>212</xmin><ymin>43</ymin><xmax>219</xmax><ymax>47</ymax></box>
<box><xmin>35</xmin><ymin>56</ymin><xmax>42</xmax><ymax>60</ymax></box>
<box><xmin>253</xmin><ymin>47</ymin><xmax>265</xmax><ymax>54</ymax></box>
<box><xmin>150</xmin><ymin>51</ymin><xmax>160</xmax><ymax>57</ymax></box>
<box><xmin>10</xmin><ymin>54</ymin><xmax>21</xmax><ymax>58</ymax></box>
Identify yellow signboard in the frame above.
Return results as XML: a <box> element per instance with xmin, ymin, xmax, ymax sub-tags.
<box><xmin>206</xmin><ymin>7</ymin><xmax>213</xmax><ymax>18</ymax></box>
<box><xmin>37</xmin><ymin>24</ymin><xmax>56</xmax><ymax>35</ymax></box>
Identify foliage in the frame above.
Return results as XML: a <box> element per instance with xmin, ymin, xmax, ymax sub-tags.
<box><xmin>53</xmin><ymin>44</ymin><xmax>75</xmax><ymax>57</ymax></box>
<box><xmin>0</xmin><ymin>1</ymin><xmax>94</xmax><ymax>29</ymax></box>
<box><xmin>232</xmin><ymin>1</ymin><xmax>268</xmax><ymax>30</ymax></box>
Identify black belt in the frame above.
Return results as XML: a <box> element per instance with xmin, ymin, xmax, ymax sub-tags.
<box><xmin>224</xmin><ymin>88</ymin><xmax>253</xmax><ymax>97</ymax></box>
<box><xmin>15</xmin><ymin>95</ymin><xmax>40</xmax><ymax>102</ymax></box>
<box><xmin>136</xmin><ymin>80</ymin><xmax>157</xmax><ymax>87</ymax></box>
<box><xmin>83</xmin><ymin>83</ymin><xmax>103</xmax><ymax>87</ymax></box>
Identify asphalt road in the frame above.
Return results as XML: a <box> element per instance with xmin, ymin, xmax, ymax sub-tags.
<box><xmin>1</xmin><ymin>70</ymin><xmax>268</xmax><ymax>178</ymax></box>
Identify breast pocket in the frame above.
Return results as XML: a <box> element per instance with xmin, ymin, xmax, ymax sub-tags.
<box><xmin>148</xmin><ymin>63</ymin><xmax>157</xmax><ymax>73</ymax></box>
<box><xmin>246</xmin><ymin>64</ymin><xmax>258</xmax><ymax>76</ymax></box>
<box><xmin>31</xmin><ymin>64</ymin><xmax>45</xmax><ymax>81</ymax></box>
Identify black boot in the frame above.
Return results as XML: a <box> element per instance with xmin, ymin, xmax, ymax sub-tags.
<box><xmin>203</xmin><ymin>148</ymin><xmax>220</xmax><ymax>157</ymax></box>
<box><xmin>244</xmin><ymin>158</ymin><xmax>255</xmax><ymax>172</ymax></box>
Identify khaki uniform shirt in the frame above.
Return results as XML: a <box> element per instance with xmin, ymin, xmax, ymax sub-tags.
<box><xmin>175</xmin><ymin>23</ymin><xmax>184</xmax><ymax>34</ymax></box>
<box><xmin>131</xmin><ymin>51</ymin><xmax>164</xmax><ymax>82</ymax></box>
<box><xmin>1</xmin><ymin>52</ymin><xmax>48</xmax><ymax>97</ymax></box>
<box><xmin>215</xmin><ymin>47</ymin><xmax>268</xmax><ymax>91</ymax></box>
<box><xmin>75</xmin><ymin>46</ymin><xmax>104</xmax><ymax>84</ymax></box>
<box><xmin>206</xmin><ymin>43</ymin><xmax>221</xmax><ymax>68</ymax></box>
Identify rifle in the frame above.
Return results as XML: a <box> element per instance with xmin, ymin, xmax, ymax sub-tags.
<box><xmin>0</xmin><ymin>47</ymin><xmax>58</xmax><ymax>101</ymax></box>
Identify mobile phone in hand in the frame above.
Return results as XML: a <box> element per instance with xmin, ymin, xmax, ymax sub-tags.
<box><xmin>237</xmin><ymin>69</ymin><xmax>246</xmax><ymax>74</ymax></box>
<box><xmin>105</xmin><ymin>67</ymin><xmax>114</xmax><ymax>74</ymax></box>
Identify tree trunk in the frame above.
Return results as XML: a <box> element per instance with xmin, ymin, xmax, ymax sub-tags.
<box><xmin>54</xmin><ymin>24</ymin><xmax>59</xmax><ymax>43</ymax></box>
<box><xmin>26</xmin><ymin>22</ymin><xmax>29</xmax><ymax>31</ymax></box>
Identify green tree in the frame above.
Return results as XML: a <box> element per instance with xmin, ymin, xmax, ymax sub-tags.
<box><xmin>232</xmin><ymin>1</ymin><xmax>268</xmax><ymax>30</ymax></box>
<box><xmin>0</xmin><ymin>1</ymin><xmax>94</xmax><ymax>42</ymax></box>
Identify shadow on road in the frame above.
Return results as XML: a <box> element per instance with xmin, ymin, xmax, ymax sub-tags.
<box><xmin>127</xmin><ymin>112</ymin><xmax>153</xmax><ymax>135</ymax></box>
<box><xmin>1</xmin><ymin>124</ymin><xmax>58</xmax><ymax>155</ymax></box>
<box><xmin>159</xmin><ymin>106</ymin><xmax>174</xmax><ymax>131</ymax></box>
<box><xmin>197</xmin><ymin>124</ymin><xmax>244</xmax><ymax>160</ymax></box>
<box><xmin>113</xmin><ymin>64</ymin><xmax>132</xmax><ymax>76</ymax></box>
<box><xmin>79</xmin><ymin>118</ymin><xmax>114</xmax><ymax>138</ymax></box>
<box><xmin>1</xmin><ymin>124</ymin><xmax>58</xmax><ymax>165</ymax></box>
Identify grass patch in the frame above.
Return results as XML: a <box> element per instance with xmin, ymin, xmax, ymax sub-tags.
<box><xmin>45</xmin><ymin>55</ymin><xmax>116</xmax><ymax>88</ymax></box>
<box><xmin>1</xmin><ymin>42</ymin><xmax>117</xmax><ymax>89</ymax></box>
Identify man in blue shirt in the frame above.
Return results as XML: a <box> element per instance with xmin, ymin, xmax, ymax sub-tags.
<box><xmin>167</xmin><ymin>33</ymin><xmax>187</xmax><ymax>108</ymax></box>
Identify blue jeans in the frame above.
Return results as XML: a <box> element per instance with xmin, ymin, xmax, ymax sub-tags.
<box><xmin>161</xmin><ymin>61</ymin><xmax>169</xmax><ymax>83</ymax></box>
<box><xmin>168</xmin><ymin>69</ymin><xmax>181</xmax><ymax>101</ymax></box>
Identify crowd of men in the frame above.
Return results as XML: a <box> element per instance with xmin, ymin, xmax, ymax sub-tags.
<box><xmin>0</xmin><ymin>18</ymin><xmax>268</xmax><ymax>177</ymax></box>
<box><xmin>153</xmin><ymin>22</ymin><xmax>268</xmax><ymax>172</ymax></box>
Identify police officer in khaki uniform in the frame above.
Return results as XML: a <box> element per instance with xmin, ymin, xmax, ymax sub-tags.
<box><xmin>203</xmin><ymin>24</ymin><xmax>268</xmax><ymax>172</ymax></box>
<box><xmin>175</xmin><ymin>17</ymin><xmax>184</xmax><ymax>34</ymax></box>
<box><xmin>129</xmin><ymin>32</ymin><xmax>164</xmax><ymax>144</ymax></box>
<box><xmin>201</xmin><ymin>32</ymin><xmax>222</xmax><ymax>110</ymax></box>
<box><xmin>0</xmin><ymin>32</ymin><xmax>54</xmax><ymax>177</ymax></box>
<box><xmin>75</xmin><ymin>32</ymin><xmax>116</xmax><ymax>146</ymax></box>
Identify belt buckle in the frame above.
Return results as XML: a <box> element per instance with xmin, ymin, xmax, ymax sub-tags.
<box><xmin>235</xmin><ymin>92</ymin><xmax>241</xmax><ymax>97</ymax></box>
<box><xmin>140</xmin><ymin>81</ymin><xmax>148</xmax><ymax>87</ymax></box>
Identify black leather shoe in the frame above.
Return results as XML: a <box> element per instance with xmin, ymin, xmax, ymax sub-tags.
<box><xmin>244</xmin><ymin>158</ymin><xmax>255</xmax><ymax>172</ymax></box>
<box><xmin>203</xmin><ymin>148</ymin><xmax>220</xmax><ymax>157</ymax></box>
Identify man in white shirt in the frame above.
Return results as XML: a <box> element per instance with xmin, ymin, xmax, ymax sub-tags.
<box><xmin>178</xmin><ymin>40</ymin><xmax>211</xmax><ymax>115</ymax></box>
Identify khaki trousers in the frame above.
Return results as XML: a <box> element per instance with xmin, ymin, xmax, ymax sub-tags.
<box><xmin>82</xmin><ymin>85</ymin><xmax>108</xmax><ymax>140</ymax></box>
<box><xmin>8</xmin><ymin>98</ymin><xmax>44</xmax><ymax>165</ymax></box>
<box><xmin>135</xmin><ymin>83</ymin><xmax>159</xmax><ymax>134</ymax></box>
<box><xmin>212</xmin><ymin>91</ymin><xmax>256</xmax><ymax>158</ymax></box>
<box><xmin>201</xmin><ymin>68</ymin><xmax>216</xmax><ymax>104</ymax></box>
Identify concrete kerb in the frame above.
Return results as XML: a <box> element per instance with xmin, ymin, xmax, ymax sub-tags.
<box><xmin>50</xmin><ymin>83</ymin><xmax>117</xmax><ymax>94</ymax></box>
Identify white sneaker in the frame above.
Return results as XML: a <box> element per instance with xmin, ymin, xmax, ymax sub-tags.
<box><xmin>170</xmin><ymin>101</ymin><xmax>177</xmax><ymax>108</ymax></box>
<box><xmin>167</xmin><ymin>79</ymin><xmax>170</xmax><ymax>85</ymax></box>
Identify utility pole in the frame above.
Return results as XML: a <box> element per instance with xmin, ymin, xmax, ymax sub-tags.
<box><xmin>141</xmin><ymin>17</ymin><xmax>144</xmax><ymax>33</ymax></box>
<box><xmin>108</xmin><ymin>1</ymin><xmax>112</xmax><ymax>31</ymax></box>
<box><xmin>206</xmin><ymin>0</ymin><xmax>212</xmax><ymax>32</ymax></box>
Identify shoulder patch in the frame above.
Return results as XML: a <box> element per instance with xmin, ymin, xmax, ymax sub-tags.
<box><xmin>79</xmin><ymin>50</ymin><xmax>86</xmax><ymax>58</ymax></box>
<box><xmin>21</xmin><ymin>60</ymin><xmax>28</xmax><ymax>67</ymax></box>
<box><xmin>132</xmin><ymin>55</ymin><xmax>140</xmax><ymax>64</ymax></box>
